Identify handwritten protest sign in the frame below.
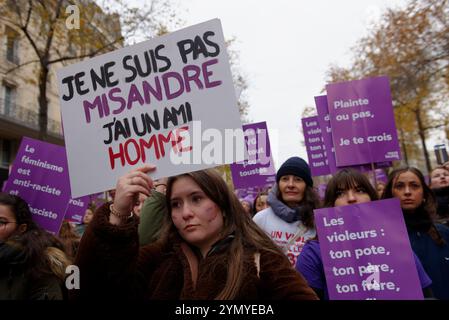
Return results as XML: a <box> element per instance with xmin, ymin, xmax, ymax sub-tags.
<box><xmin>230</xmin><ymin>121</ymin><xmax>276</xmax><ymax>189</ymax></box>
<box><xmin>57</xmin><ymin>19</ymin><xmax>244</xmax><ymax>198</ymax></box>
<box><xmin>326</xmin><ymin>76</ymin><xmax>401</xmax><ymax>167</ymax></box>
<box><xmin>314</xmin><ymin>198</ymin><xmax>423</xmax><ymax>300</ymax></box>
<box><xmin>3</xmin><ymin>137</ymin><xmax>71</xmax><ymax>234</ymax></box>
<box><xmin>301</xmin><ymin>116</ymin><xmax>330</xmax><ymax>176</ymax></box>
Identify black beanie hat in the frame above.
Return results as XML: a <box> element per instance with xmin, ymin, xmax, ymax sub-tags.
<box><xmin>276</xmin><ymin>157</ymin><xmax>313</xmax><ymax>187</ymax></box>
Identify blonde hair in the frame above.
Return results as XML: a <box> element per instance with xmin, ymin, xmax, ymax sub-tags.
<box><xmin>45</xmin><ymin>246</ymin><xmax>71</xmax><ymax>281</ymax></box>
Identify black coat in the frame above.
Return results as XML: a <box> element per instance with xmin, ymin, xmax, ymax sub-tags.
<box><xmin>432</xmin><ymin>186</ymin><xmax>449</xmax><ymax>225</ymax></box>
<box><xmin>0</xmin><ymin>241</ymin><xmax>65</xmax><ymax>300</ymax></box>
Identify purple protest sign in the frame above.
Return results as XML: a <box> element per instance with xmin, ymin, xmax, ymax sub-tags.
<box><xmin>314</xmin><ymin>198</ymin><xmax>423</xmax><ymax>300</ymax></box>
<box><xmin>3</xmin><ymin>137</ymin><xmax>72</xmax><ymax>234</ymax></box>
<box><xmin>315</xmin><ymin>95</ymin><xmax>338</xmax><ymax>173</ymax></box>
<box><xmin>368</xmin><ymin>169</ymin><xmax>388</xmax><ymax>186</ymax></box>
<box><xmin>326</xmin><ymin>76</ymin><xmax>401</xmax><ymax>167</ymax></box>
<box><xmin>64</xmin><ymin>196</ymin><xmax>89</xmax><ymax>224</ymax></box>
<box><xmin>315</xmin><ymin>95</ymin><xmax>392</xmax><ymax>173</ymax></box>
<box><xmin>317</xmin><ymin>183</ymin><xmax>327</xmax><ymax>200</ymax></box>
<box><xmin>375</xmin><ymin>169</ymin><xmax>388</xmax><ymax>183</ymax></box>
<box><xmin>235</xmin><ymin>183</ymin><xmax>272</xmax><ymax>201</ymax></box>
<box><xmin>64</xmin><ymin>191</ymin><xmax>108</xmax><ymax>224</ymax></box>
<box><xmin>87</xmin><ymin>192</ymin><xmax>108</xmax><ymax>209</ymax></box>
<box><xmin>302</xmin><ymin>116</ymin><xmax>331</xmax><ymax>177</ymax></box>
<box><xmin>230</xmin><ymin>122</ymin><xmax>276</xmax><ymax>189</ymax></box>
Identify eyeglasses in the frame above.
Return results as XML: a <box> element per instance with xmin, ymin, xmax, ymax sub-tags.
<box><xmin>0</xmin><ymin>220</ymin><xmax>17</xmax><ymax>228</ymax></box>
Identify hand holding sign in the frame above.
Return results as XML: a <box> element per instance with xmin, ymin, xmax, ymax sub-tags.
<box><xmin>110</xmin><ymin>164</ymin><xmax>156</xmax><ymax>226</ymax></box>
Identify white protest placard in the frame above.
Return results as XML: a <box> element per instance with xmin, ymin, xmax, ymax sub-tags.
<box><xmin>57</xmin><ymin>19</ymin><xmax>244</xmax><ymax>198</ymax></box>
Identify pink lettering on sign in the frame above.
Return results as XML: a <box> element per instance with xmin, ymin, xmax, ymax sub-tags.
<box><xmin>83</xmin><ymin>59</ymin><xmax>222</xmax><ymax>123</ymax></box>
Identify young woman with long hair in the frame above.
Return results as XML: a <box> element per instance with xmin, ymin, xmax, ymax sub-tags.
<box><xmin>71</xmin><ymin>165</ymin><xmax>318</xmax><ymax>300</ymax></box>
<box><xmin>382</xmin><ymin>167</ymin><xmax>449</xmax><ymax>300</ymax></box>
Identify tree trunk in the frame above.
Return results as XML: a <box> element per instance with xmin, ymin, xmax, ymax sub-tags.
<box><xmin>399</xmin><ymin>128</ymin><xmax>409</xmax><ymax>166</ymax></box>
<box><xmin>415</xmin><ymin>109</ymin><xmax>431</xmax><ymax>174</ymax></box>
<box><xmin>38</xmin><ymin>65</ymin><xmax>49</xmax><ymax>141</ymax></box>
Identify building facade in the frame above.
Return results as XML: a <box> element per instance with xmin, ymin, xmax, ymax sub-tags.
<box><xmin>0</xmin><ymin>0</ymin><xmax>122</xmax><ymax>189</ymax></box>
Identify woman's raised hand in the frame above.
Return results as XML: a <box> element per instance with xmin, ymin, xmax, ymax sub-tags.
<box><xmin>110</xmin><ymin>164</ymin><xmax>156</xmax><ymax>225</ymax></box>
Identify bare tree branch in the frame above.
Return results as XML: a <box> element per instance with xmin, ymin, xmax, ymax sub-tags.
<box><xmin>4</xmin><ymin>59</ymin><xmax>40</xmax><ymax>74</ymax></box>
<box><xmin>24</xmin><ymin>0</ymin><xmax>33</xmax><ymax>30</ymax></box>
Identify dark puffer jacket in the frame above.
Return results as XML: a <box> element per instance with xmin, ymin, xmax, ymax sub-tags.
<box><xmin>432</xmin><ymin>186</ymin><xmax>449</xmax><ymax>225</ymax></box>
<box><xmin>0</xmin><ymin>241</ymin><xmax>65</xmax><ymax>300</ymax></box>
<box><xmin>70</xmin><ymin>203</ymin><xmax>318</xmax><ymax>300</ymax></box>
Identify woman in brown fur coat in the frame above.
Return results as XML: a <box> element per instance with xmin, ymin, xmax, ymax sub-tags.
<box><xmin>72</xmin><ymin>165</ymin><xmax>318</xmax><ymax>300</ymax></box>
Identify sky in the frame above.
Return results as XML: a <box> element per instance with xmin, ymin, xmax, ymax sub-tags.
<box><xmin>170</xmin><ymin>0</ymin><xmax>408</xmax><ymax>168</ymax></box>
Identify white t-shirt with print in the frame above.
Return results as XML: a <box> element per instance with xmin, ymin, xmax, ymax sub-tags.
<box><xmin>253</xmin><ymin>207</ymin><xmax>316</xmax><ymax>266</ymax></box>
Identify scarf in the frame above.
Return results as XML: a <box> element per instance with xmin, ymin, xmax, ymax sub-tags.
<box><xmin>267</xmin><ymin>185</ymin><xmax>308</xmax><ymax>223</ymax></box>
<box><xmin>403</xmin><ymin>207</ymin><xmax>432</xmax><ymax>233</ymax></box>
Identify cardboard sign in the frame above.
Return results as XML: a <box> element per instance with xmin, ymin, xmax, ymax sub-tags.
<box><xmin>57</xmin><ymin>19</ymin><xmax>244</xmax><ymax>198</ymax></box>
<box><xmin>314</xmin><ymin>199</ymin><xmax>423</xmax><ymax>300</ymax></box>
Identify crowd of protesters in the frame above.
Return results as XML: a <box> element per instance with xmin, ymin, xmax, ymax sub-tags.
<box><xmin>1</xmin><ymin>157</ymin><xmax>449</xmax><ymax>300</ymax></box>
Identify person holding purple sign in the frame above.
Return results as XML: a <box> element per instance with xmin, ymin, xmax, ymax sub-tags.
<box><xmin>295</xmin><ymin>169</ymin><xmax>433</xmax><ymax>300</ymax></box>
<box><xmin>253</xmin><ymin>157</ymin><xmax>320</xmax><ymax>266</ymax></box>
<box><xmin>383</xmin><ymin>167</ymin><xmax>449</xmax><ymax>300</ymax></box>
<box><xmin>0</xmin><ymin>193</ymin><xmax>70</xmax><ymax>300</ymax></box>
<box><xmin>71</xmin><ymin>165</ymin><xmax>318</xmax><ymax>300</ymax></box>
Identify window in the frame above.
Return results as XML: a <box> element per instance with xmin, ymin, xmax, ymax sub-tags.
<box><xmin>3</xmin><ymin>84</ymin><xmax>16</xmax><ymax>116</ymax></box>
<box><xmin>5</xmin><ymin>27</ymin><xmax>19</xmax><ymax>64</ymax></box>
<box><xmin>0</xmin><ymin>139</ymin><xmax>11</xmax><ymax>168</ymax></box>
